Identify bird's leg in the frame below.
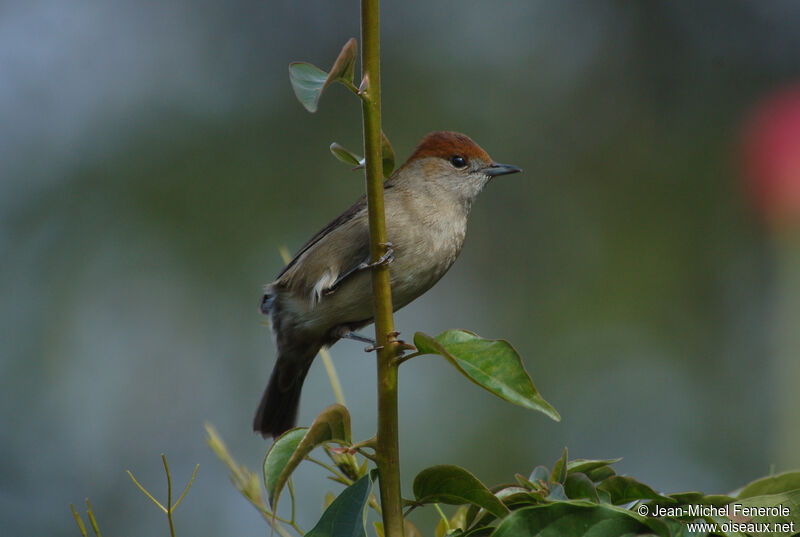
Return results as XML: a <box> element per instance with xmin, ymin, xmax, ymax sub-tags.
<box><xmin>331</xmin><ymin>326</ymin><xmax>378</xmax><ymax>346</ymax></box>
<box><xmin>343</xmin><ymin>332</ymin><xmax>377</xmax><ymax>345</ymax></box>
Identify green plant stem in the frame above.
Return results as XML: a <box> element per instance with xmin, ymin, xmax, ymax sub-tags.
<box><xmin>162</xmin><ymin>455</ymin><xmax>176</xmax><ymax>537</ymax></box>
<box><xmin>71</xmin><ymin>504</ymin><xmax>88</xmax><ymax>537</ymax></box>
<box><xmin>85</xmin><ymin>499</ymin><xmax>102</xmax><ymax>537</ymax></box>
<box><xmin>319</xmin><ymin>347</ymin><xmax>346</xmax><ymax>406</ymax></box>
<box><xmin>434</xmin><ymin>503</ymin><xmax>451</xmax><ymax>533</ymax></box>
<box><xmin>360</xmin><ymin>1</ymin><xmax>404</xmax><ymax>536</ymax></box>
<box><xmin>306</xmin><ymin>456</ymin><xmax>352</xmax><ymax>484</ymax></box>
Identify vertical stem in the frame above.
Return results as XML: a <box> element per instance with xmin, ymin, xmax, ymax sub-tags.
<box><xmin>360</xmin><ymin>1</ymin><xmax>404</xmax><ymax>536</ymax></box>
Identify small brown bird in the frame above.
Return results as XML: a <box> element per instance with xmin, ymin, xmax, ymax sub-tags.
<box><xmin>255</xmin><ymin>131</ymin><xmax>521</xmax><ymax>437</ymax></box>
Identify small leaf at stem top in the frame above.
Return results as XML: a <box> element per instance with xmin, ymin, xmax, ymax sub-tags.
<box><xmin>289</xmin><ymin>38</ymin><xmax>358</xmax><ymax>113</ymax></box>
<box><xmin>413</xmin><ymin>330</ymin><xmax>560</xmax><ymax>421</ymax></box>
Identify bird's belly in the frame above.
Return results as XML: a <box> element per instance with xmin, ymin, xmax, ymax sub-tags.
<box><xmin>387</xmin><ymin>224</ymin><xmax>464</xmax><ymax>310</ymax></box>
<box><xmin>293</xmin><ymin>218</ymin><xmax>465</xmax><ymax>335</ymax></box>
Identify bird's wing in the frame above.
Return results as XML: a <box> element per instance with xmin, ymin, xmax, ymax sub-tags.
<box><xmin>273</xmin><ymin>195</ymin><xmax>372</xmax><ymax>306</ymax></box>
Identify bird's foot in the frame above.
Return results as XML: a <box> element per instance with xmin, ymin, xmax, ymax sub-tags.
<box><xmin>359</xmin><ymin>242</ymin><xmax>394</xmax><ymax>270</ymax></box>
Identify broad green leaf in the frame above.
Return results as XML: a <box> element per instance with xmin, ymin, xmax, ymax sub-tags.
<box><xmin>551</xmin><ymin>448</ymin><xmax>568</xmax><ymax>484</ymax></box>
<box><xmin>263</xmin><ymin>428</ymin><xmax>307</xmax><ymax>504</ymax></box>
<box><xmin>413</xmin><ymin>465</ymin><xmax>510</xmax><ymax>519</ymax></box>
<box><xmin>737</xmin><ymin>471</ymin><xmax>800</xmax><ymax>499</ymax></box>
<box><xmin>585</xmin><ymin>465</ymin><xmax>616</xmax><ymax>483</ymax></box>
<box><xmin>413</xmin><ymin>330</ymin><xmax>560</xmax><ymax>421</ymax></box>
<box><xmin>381</xmin><ymin>131</ymin><xmax>395</xmax><ymax>178</ymax></box>
<box><xmin>490</xmin><ymin>502</ymin><xmax>666</xmax><ymax>537</ymax></box>
<box><xmin>567</xmin><ymin>458</ymin><xmax>622</xmax><ymax>475</ymax></box>
<box><xmin>732</xmin><ymin>489</ymin><xmax>800</xmax><ymax>537</ymax></box>
<box><xmin>289</xmin><ymin>38</ymin><xmax>357</xmax><ymax>113</ymax></box>
<box><xmin>305</xmin><ymin>473</ymin><xmax>372</xmax><ymax>537</ymax></box>
<box><xmin>596</xmin><ymin>476</ymin><xmax>673</xmax><ymax>505</ymax></box>
<box><xmin>330</xmin><ymin>143</ymin><xmax>362</xmax><ymax>166</ymax></box>
<box><xmin>268</xmin><ymin>404</ymin><xmax>352</xmax><ymax>509</ymax></box>
<box><xmin>564</xmin><ymin>473</ymin><xmax>600</xmax><ymax>503</ymax></box>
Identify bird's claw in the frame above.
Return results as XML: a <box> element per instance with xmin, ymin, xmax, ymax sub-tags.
<box><xmin>361</xmin><ymin>243</ymin><xmax>394</xmax><ymax>270</ymax></box>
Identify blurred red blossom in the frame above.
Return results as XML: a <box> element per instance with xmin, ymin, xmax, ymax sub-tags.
<box><xmin>744</xmin><ymin>84</ymin><xmax>800</xmax><ymax>225</ymax></box>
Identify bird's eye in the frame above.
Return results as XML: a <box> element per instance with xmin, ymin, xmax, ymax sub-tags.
<box><xmin>450</xmin><ymin>155</ymin><xmax>467</xmax><ymax>168</ymax></box>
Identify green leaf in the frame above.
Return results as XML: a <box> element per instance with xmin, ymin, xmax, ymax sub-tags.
<box><xmin>546</xmin><ymin>482</ymin><xmax>569</xmax><ymax>501</ymax></box>
<box><xmin>490</xmin><ymin>502</ymin><xmax>666</xmax><ymax>537</ymax></box>
<box><xmin>380</xmin><ymin>131</ymin><xmax>395</xmax><ymax>178</ymax></box>
<box><xmin>551</xmin><ymin>448</ymin><xmax>568</xmax><ymax>484</ymax></box>
<box><xmin>515</xmin><ymin>473</ymin><xmax>537</xmax><ymax>490</ymax></box>
<box><xmin>288</xmin><ymin>38</ymin><xmax>357</xmax><ymax>113</ymax></box>
<box><xmin>288</xmin><ymin>62</ymin><xmax>329</xmax><ymax>113</ymax></box>
<box><xmin>585</xmin><ymin>465</ymin><xmax>616</xmax><ymax>483</ymax></box>
<box><xmin>330</xmin><ymin>143</ymin><xmax>363</xmax><ymax>166</ymax></box>
<box><xmin>596</xmin><ymin>476</ymin><xmax>673</xmax><ymax>505</ymax></box>
<box><xmin>529</xmin><ymin>466</ymin><xmax>550</xmax><ymax>485</ymax></box>
<box><xmin>305</xmin><ymin>473</ymin><xmax>373</xmax><ymax>537</ymax></box>
<box><xmin>413</xmin><ymin>465</ymin><xmax>510</xmax><ymax>519</ymax></box>
<box><xmin>263</xmin><ymin>427</ymin><xmax>307</xmax><ymax>504</ymax></box>
<box><xmin>326</xmin><ymin>38</ymin><xmax>358</xmax><ymax>87</ymax></box>
<box><xmin>413</xmin><ymin>330</ymin><xmax>560</xmax><ymax>421</ymax></box>
<box><xmin>330</xmin><ymin>131</ymin><xmax>394</xmax><ymax>178</ymax></box>
<box><xmin>267</xmin><ymin>404</ymin><xmax>352</xmax><ymax>509</ymax></box>
<box><xmin>564</xmin><ymin>473</ymin><xmax>600</xmax><ymax>503</ymax></box>
<box><xmin>668</xmin><ymin>491</ymin><xmax>733</xmax><ymax>506</ymax></box>
<box><xmin>733</xmin><ymin>489</ymin><xmax>800</xmax><ymax>537</ymax></box>
<box><xmin>496</xmin><ymin>486</ymin><xmax>540</xmax><ymax>509</ymax></box>
<box><xmin>737</xmin><ymin>471</ymin><xmax>800</xmax><ymax>499</ymax></box>
<box><xmin>567</xmin><ymin>458</ymin><xmax>622</xmax><ymax>475</ymax></box>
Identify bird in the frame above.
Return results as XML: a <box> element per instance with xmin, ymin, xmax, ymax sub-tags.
<box><xmin>254</xmin><ymin>131</ymin><xmax>521</xmax><ymax>438</ymax></box>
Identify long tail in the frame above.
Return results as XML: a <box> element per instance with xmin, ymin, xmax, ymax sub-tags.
<box><xmin>253</xmin><ymin>344</ymin><xmax>319</xmax><ymax>438</ymax></box>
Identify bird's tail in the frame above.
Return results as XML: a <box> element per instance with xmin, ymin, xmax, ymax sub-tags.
<box><xmin>253</xmin><ymin>343</ymin><xmax>319</xmax><ymax>438</ymax></box>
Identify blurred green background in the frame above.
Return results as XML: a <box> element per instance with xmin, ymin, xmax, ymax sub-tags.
<box><xmin>3</xmin><ymin>1</ymin><xmax>800</xmax><ymax>535</ymax></box>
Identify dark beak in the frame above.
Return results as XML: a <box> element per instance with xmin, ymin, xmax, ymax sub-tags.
<box><xmin>484</xmin><ymin>162</ymin><xmax>522</xmax><ymax>177</ymax></box>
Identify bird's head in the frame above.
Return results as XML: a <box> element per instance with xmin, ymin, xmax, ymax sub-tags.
<box><xmin>393</xmin><ymin>131</ymin><xmax>521</xmax><ymax>204</ymax></box>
